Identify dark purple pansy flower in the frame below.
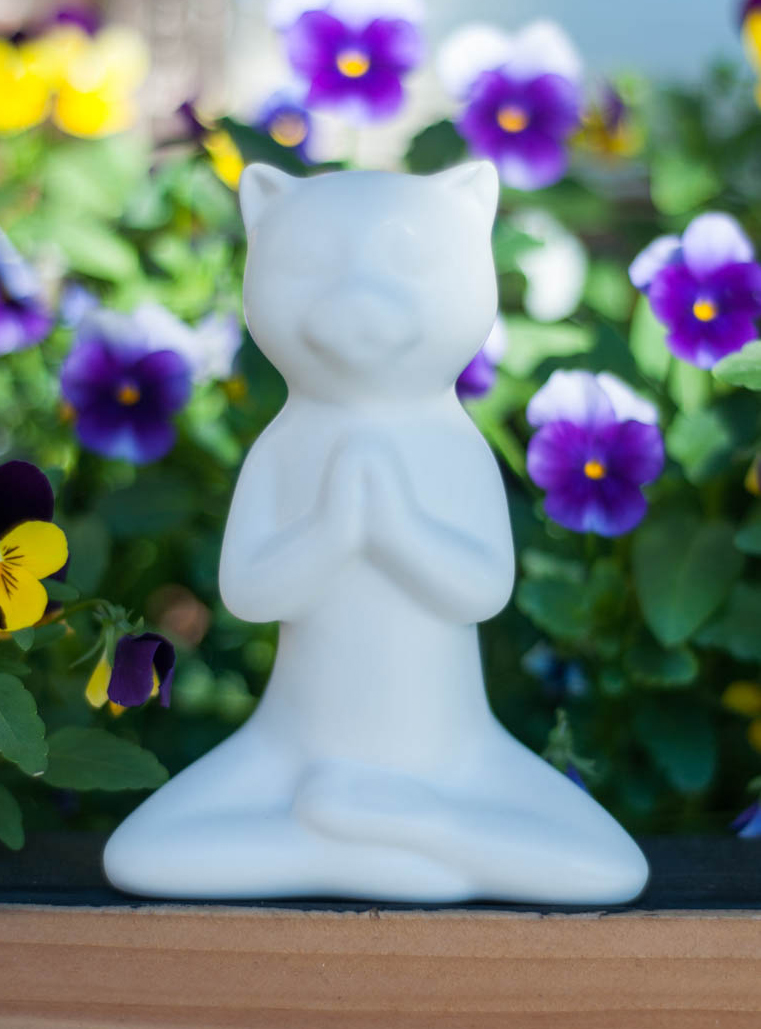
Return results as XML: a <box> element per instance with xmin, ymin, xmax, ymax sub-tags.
<box><xmin>0</xmin><ymin>230</ymin><xmax>52</xmax><ymax>355</ymax></box>
<box><xmin>60</xmin><ymin>310</ymin><xmax>192</xmax><ymax>464</ymax></box>
<box><xmin>630</xmin><ymin>213</ymin><xmax>761</xmax><ymax>369</ymax></box>
<box><xmin>256</xmin><ymin>91</ymin><xmax>314</xmax><ymax>161</ymax></box>
<box><xmin>731</xmin><ymin>800</ymin><xmax>761</xmax><ymax>838</ymax></box>
<box><xmin>279</xmin><ymin>2</ymin><xmax>424</xmax><ymax>121</ymax></box>
<box><xmin>527</xmin><ymin>371</ymin><xmax>664</xmax><ymax>537</ymax></box>
<box><xmin>740</xmin><ymin>0</ymin><xmax>761</xmax><ymax>26</ymax></box>
<box><xmin>437</xmin><ymin>21</ymin><xmax>583</xmax><ymax>190</ymax></box>
<box><xmin>108</xmin><ymin>631</ymin><xmax>176</xmax><ymax>708</ymax></box>
<box><xmin>457</xmin><ymin>316</ymin><xmax>507</xmax><ymax>400</ymax></box>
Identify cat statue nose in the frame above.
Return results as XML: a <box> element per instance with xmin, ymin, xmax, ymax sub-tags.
<box><xmin>305</xmin><ymin>282</ymin><xmax>417</xmax><ymax>370</ymax></box>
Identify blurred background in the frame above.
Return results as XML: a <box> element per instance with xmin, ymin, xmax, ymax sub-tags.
<box><xmin>2</xmin><ymin>0</ymin><xmax>761</xmax><ymax>852</ymax></box>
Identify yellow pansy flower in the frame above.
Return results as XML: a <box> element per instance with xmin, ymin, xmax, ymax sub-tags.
<box><xmin>52</xmin><ymin>26</ymin><xmax>149</xmax><ymax>138</ymax></box>
<box><xmin>0</xmin><ymin>39</ymin><xmax>52</xmax><ymax>134</ymax></box>
<box><xmin>0</xmin><ymin>521</ymin><xmax>68</xmax><ymax>631</ymax></box>
<box><xmin>204</xmin><ymin>130</ymin><xmax>244</xmax><ymax>190</ymax></box>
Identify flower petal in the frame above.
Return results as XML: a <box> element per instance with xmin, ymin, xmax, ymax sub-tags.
<box><xmin>457</xmin><ymin>349</ymin><xmax>496</xmax><ymax>399</ymax></box>
<box><xmin>133</xmin><ymin>349</ymin><xmax>192</xmax><ymax>413</ymax></box>
<box><xmin>0</xmin><ymin>564</ymin><xmax>48</xmax><ymax>631</ymax></box>
<box><xmin>682</xmin><ymin>213</ymin><xmax>755</xmax><ymax>278</ymax></box>
<box><xmin>604</xmin><ymin>420</ymin><xmax>665</xmax><ymax>486</ymax></box>
<box><xmin>506</xmin><ymin>20</ymin><xmax>582</xmax><ymax>84</ymax></box>
<box><xmin>85</xmin><ymin>653</ymin><xmax>111</xmax><ymax>708</ymax></box>
<box><xmin>513</xmin><ymin>209</ymin><xmax>587</xmax><ymax>322</ymax></box>
<box><xmin>545</xmin><ymin>475</ymin><xmax>648</xmax><ymax>537</ymax></box>
<box><xmin>527</xmin><ymin>420</ymin><xmax>588</xmax><ymax>490</ymax></box>
<box><xmin>359</xmin><ymin>17</ymin><xmax>424</xmax><ymax>73</ymax></box>
<box><xmin>285</xmin><ymin>10</ymin><xmax>349</xmax><ymax>78</ymax></box>
<box><xmin>629</xmin><ymin>235</ymin><xmax>681</xmax><ymax>292</ymax></box>
<box><xmin>437</xmin><ymin>23</ymin><xmax>514</xmax><ymax>98</ymax></box>
<box><xmin>1</xmin><ymin>521</ymin><xmax>68</xmax><ymax>580</ymax></box>
<box><xmin>108</xmin><ymin>631</ymin><xmax>175</xmax><ymax>708</ymax></box>
<box><xmin>526</xmin><ymin>370</ymin><xmax>615</xmax><ymax>428</ymax></box>
<box><xmin>596</xmin><ymin>373</ymin><xmax>659</xmax><ymax>425</ymax></box>
<box><xmin>0</xmin><ymin>460</ymin><xmax>54</xmax><ymax>537</ymax></box>
<box><xmin>497</xmin><ymin>128</ymin><xmax>569</xmax><ymax>190</ymax></box>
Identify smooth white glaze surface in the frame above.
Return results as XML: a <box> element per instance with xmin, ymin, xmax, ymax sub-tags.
<box><xmin>104</xmin><ymin>162</ymin><xmax>649</xmax><ymax>903</ymax></box>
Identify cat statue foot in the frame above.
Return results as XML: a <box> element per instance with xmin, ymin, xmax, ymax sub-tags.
<box><xmin>104</xmin><ymin>161</ymin><xmax>649</xmax><ymax>904</ymax></box>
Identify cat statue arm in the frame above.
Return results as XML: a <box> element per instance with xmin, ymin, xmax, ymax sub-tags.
<box><xmin>362</xmin><ymin>437</ymin><xmax>515</xmax><ymax>624</ymax></box>
<box><xmin>219</xmin><ymin>438</ymin><xmax>364</xmax><ymax>623</ymax></box>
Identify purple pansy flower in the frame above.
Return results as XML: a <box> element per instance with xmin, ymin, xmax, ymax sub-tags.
<box><xmin>0</xmin><ymin>230</ymin><xmax>52</xmax><ymax>355</ymax></box>
<box><xmin>60</xmin><ymin>309</ymin><xmax>192</xmax><ymax>464</ymax></box>
<box><xmin>437</xmin><ymin>21</ymin><xmax>583</xmax><ymax>190</ymax></box>
<box><xmin>457</xmin><ymin>315</ymin><xmax>508</xmax><ymax>400</ymax></box>
<box><xmin>731</xmin><ymin>800</ymin><xmax>761</xmax><ymax>838</ymax></box>
<box><xmin>274</xmin><ymin>0</ymin><xmax>424</xmax><ymax>121</ymax></box>
<box><xmin>108</xmin><ymin>631</ymin><xmax>176</xmax><ymax>708</ymax></box>
<box><xmin>44</xmin><ymin>4</ymin><xmax>102</xmax><ymax>35</ymax></box>
<box><xmin>630</xmin><ymin>213</ymin><xmax>761</xmax><ymax>369</ymax></box>
<box><xmin>256</xmin><ymin>91</ymin><xmax>314</xmax><ymax>161</ymax></box>
<box><xmin>527</xmin><ymin>370</ymin><xmax>664</xmax><ymax>537</ymax></box>
<box><xmin>565</xmin><ymin>762</ymin><xmax>590</xmax><ymax>793</ymax></box>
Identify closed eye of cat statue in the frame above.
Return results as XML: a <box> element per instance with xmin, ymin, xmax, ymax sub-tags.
<box><xmin>104</xmin><ymin>161</ymin><xmax>649</xmax><ymax>904</ymax></box>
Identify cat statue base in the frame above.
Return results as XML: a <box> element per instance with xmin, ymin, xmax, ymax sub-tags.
<box><xmin>104</xmin><ymin>161</ymin><xmax>649</xmax><ymax>904</ymax></box>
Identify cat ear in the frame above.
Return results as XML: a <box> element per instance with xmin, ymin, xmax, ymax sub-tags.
<box><xmin>239</xmin><ymin>163</ymin><xmax>299</xmax><ymax>235</ymax></box>
<box><xmin>433</xmin><ymin>161</ymin><xmax>499</xmax><ymax>223</ymax></box>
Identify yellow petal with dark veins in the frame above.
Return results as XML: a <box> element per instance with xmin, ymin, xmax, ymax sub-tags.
<box><xmin>0</xmin><ymin>565</ymin><xmax>48</xmax><ymax>632</ymax></box>
<box><xmin>1</xmin><ymin>521</ymin><xmax>68</xmax><ymax>580</ymax></box>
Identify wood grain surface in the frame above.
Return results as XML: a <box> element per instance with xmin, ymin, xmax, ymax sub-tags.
<box><xmin>1</xmin><ymin>904</ymin><xmax>760</xmax><ymax>1028</ymax></box>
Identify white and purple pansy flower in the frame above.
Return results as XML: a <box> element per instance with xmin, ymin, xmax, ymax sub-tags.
<box><xmin>269</xmin><ymin>0</ymin><xmax>425</xmax><ymax>121</ymax></box>
<box><xmin>630</xmin><ymin>213</ymin><xmax>761</xmax><ymax>369</ymax></box>
<box><xmin>457</xmin><ymin>315</ymin><xmax>508</xmax><ymax>400</ymax></box>
<box><xmin>526</xmin><ymin>370</ymin><xmax>664</xmax><ymax>537</ymax></box>
<box><xmin>0</xmin><ymin>230</ymin><xmax>53</xmax><ymax>355</ymax></box>
<box><xmin>437</xmin><ymin>21</ymin><xmax>583</xmax><ymax>190</ymax></box>
<box><xmin>60</xmin><ymin>308</ymin><xmax>192</xmax><ymax>464</ymax></box>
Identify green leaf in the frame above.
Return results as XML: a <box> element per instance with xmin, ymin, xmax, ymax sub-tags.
<box><xmin>96</xmin><ymin>473</ymin><xmax>196</xmax><ymax>537</ymax></box>
<box><xmin>11</xmin><ymin>628</ymin><xmax>34</xmax><ymax>652</ymax></box>
<box><xmin>219</xmin><ymin>117</ymin><xmax>306</xmax><ymax>176</ymax></box>
<box><xmin>713</xmin><ymin>340</ymin><xmax>761</xmax><ymax>390</ymax></box>
<box><xmin>404</xmin><ymin>120</ymin><xmax>466</xmax><ymax>174</ymax></box>
<box><xmin>502</xmin><ymin>316</ymin><xmax>593</xmax><ymax>377</ymax></box>
<box><xmin>57</xmin><ymin>219</ymin><xmax>139</xmax><ymax>281</ymax></box>
<box><xmin>624</xmin><ymin>629</ymin><xmax>699</xmax><ymax>688</ymax></box>
<box><xmin>634</xmin><ymin>702</ymin><xmax>716</xmax><ymax>792</ymax></box>
<box><xmin>650</xmin><ymin>151</ymin><xmax>720</xmax><ymax>215</ymax></box>
<box><xmin>735</xmin><ymin>505</ymin><xmax>761</xmax><ymax>555</ymax></box>
<box><xmin>633</xmin><ymin>515</ymin><xmax>743</xmax><ymax>646</ymax></box>
<box><xmin>696</xmin><ymin>583</ymin><xmax>761</xmax><ymax>661</ymax></box>
<box><xmin>665</xmin><ymin>408</ymin><xmax>733</xmax><ymax>483</ymax></box>
<box><xmin>0</xmin><ymin>785</ymin><xmax>23</xmax><ymax>850</ymax></box>
<box><xmin>516</xmin><ymin>578</ymin><xmax>590</xmax><ymax>641</ymax></box>
<box><xmin>41</xmin><ymin>579</ymin><xmax>80</xmax><ymax>602</ymax></box>
<box><xmin>584</xmin><ymin>260</ymin><xmax>633</xmax><ymax>321</ymax></box>
<box><xmin>43</xmin><ymin>728</ymin><xmax>169</xmax><ymax>791</ymax></box>
<box><xmin>29</xmin><ymin>622</ymin><xmax>68</xmax><ymax>651</ymax></box>
<box><xmin>0</xmin><ymin>674</ymin><xmax>47</xmax><ymax>776</ymax></box>
<box><xmin>668</xmin><ymin>361</ymin><xmax>711</xmax><ymax>413</ymax></box>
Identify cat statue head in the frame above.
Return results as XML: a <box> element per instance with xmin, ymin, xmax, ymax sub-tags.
<box><xmin>241</xmin><ymin>162</ymin><xmax>499</xmax><ymax>404</ymax></box>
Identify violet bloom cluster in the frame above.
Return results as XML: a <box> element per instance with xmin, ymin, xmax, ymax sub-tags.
<box><xmin>526</xmin><ymin>371</ymin><xmax>664</xmax><ymax>537</ymax></box>
<box><xmin>0</xmin><ymin>230</ymin><xmax>52</xmax><ymax>355</ymax></box>
<box><xmin>437</xmin><ymin>21</ymin><xmax>583</xmax><ymax>190</ymax></box>
<box><xmin>61</xmin><ymin>309</ymin><xmax>192</xmax><ymax>464</ymax></box>
<box><xmin>270</xmin><ymin>0</ymin><xmax>425</xmax><ymax>120</ymax></box>
<box><xmin>630</xmin><ymin>213</ymin><xmax>761</xmax><ymax>369</ymax></box>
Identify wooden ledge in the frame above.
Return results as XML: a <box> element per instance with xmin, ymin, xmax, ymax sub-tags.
<box><xmin>1</xmin><ymin>834</ymin><xmax>760</xmax><ymax>1028</ymax></box>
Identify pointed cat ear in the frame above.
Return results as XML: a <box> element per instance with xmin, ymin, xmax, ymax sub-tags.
<box><xmin>433</xmin><ymin>161</ymin><xmax>499</xmax><ymax>223</ymax></box>
<box><xmin>239</xmin><ymin>163</ymin><xmax>299</xmax><ymax>234</ymax></box>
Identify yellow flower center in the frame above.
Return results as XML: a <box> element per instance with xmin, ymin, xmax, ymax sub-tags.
<box><xmin>268</xmin><ymin>112</ymin><xmax>308</xmax><ymax>148</ymax></box>
<box><xmin>584</xmin><ymin>459</ymin><xmax>607</xmax><ymax>480</ymax></box>
<box><xmin>692</xmin><ymin>298</ymin><xmax>718</xmax><ymax>322</ymax></box>
<box><xmin>116</xmin><ymin>383</ymin><xmax>141</xmax><ymax>406</ymax></box>
<box><xmin>336</xmin><ymin>48</ymin><xmax>370</xmax><ymax>78</ymax></box>
<box><xmin>497</xmin><ymin>104</ymin><xmax>529</xmax><ymax>133</ymax></box>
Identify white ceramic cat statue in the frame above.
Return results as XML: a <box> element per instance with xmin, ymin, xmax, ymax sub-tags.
<box><xmin>104</xmin><ymin>161</ymin><xmax>649</xmax><ymax>903</ymax></box>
